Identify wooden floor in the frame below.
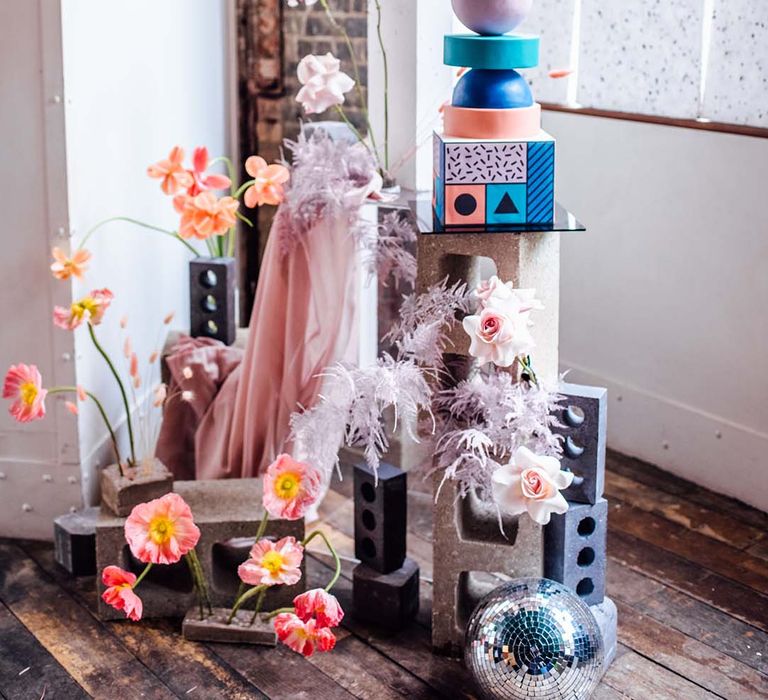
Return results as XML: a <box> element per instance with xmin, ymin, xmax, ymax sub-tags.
<box><xmin>1</xmin><ymin>450</ymin><xmax>766</xmax><ymax>700</ymax></box>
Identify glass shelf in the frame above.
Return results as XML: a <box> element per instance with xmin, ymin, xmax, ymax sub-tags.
<box><xmin>410</xmin><ymin>193</ymin><xmax>586</xmax><ymax>235</ymax></box>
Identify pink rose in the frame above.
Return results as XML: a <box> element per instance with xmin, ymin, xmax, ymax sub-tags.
<box><xmin>296</xmin><ymin>53</ymin><xmax>355</xmax><ymax>114</ymax></box>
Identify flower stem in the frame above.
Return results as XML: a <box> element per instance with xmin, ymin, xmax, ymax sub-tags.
<box><xmin>334</xmin><ymin>106</ymin><xmax>375</xmax><ymax>161</ymax></box>
<box><xmin>133</xmin><ymin>562</ymin><xmax>153</xmax><ymax>589</ymax></box>
<box><xmin>519</xmin><ymin>355</ymin><xmax>539</xmax><ymax>388</ymax></box>
<box><xmin>48</xmin><ymin>386</ymin><xmax>122</xmax><ymax>473</ymax></box>
<box><xmin>88</xmin><ymin>324</ymin><xmax>136</xmax><ymax>465</ymax></box>
<box><xmin>254</xmin><ymin>511</ymin><xmax>270</xmax><ymax>542</ymax></box>
<box><xmin>77</xmin><ymin>216</ymin><xmax>199</xmax><ymax>256</ymax></box>
<box><xmin>249</xmin><ymin>588</ymin><xmax>267</xmax><ymax>625</ymax></box>
<box><xmin>302</xmin><ymin>529</ymin><xmax>342</xmax><ymax>592</ymax></box>
<box><xmin>374</xmin><ymin>0</ymin><xmax>389</xmax><ymax>171</ymax></box>
<box><xmin>233</xmin><ymin>179</ymin><xmax>256</xmax><ymax>200</ymax></box>
<box><xmin>227</xmin><ymin>584</ymin><xmax>267</xmax><ymax>625</ymax></box>
<box><xmin>188</xmin><ymin>549</ymin><xmax>212</xmax><ymax>615</ymax></box>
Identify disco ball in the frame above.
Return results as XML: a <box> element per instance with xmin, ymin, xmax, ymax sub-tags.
<box><xmin>465</xmin><ymin>578</ymin><xmax>604</xmax><ymax>700</ymax></box>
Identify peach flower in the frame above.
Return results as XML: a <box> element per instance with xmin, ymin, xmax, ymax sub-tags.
<box><xmin>178</xmin><ymin>191</ymin><xmax>239</xmax><ymax>240</ymax></box>
<box><xmin>296</xmin><ymin>53</ymin><xmax>355</xmax><ymax>114</ymax></box>
<box><xmin>124</xmin><ymin>493</ymin><xmax>201</xmax><ymax>565</ymax></box>
<box><xmin>101</xmin><ymin>566</ymin><xmax>143</xmax><ymax>622</ymax></box>
<box><xmin>293</xmin><ymin>588</ymin><xmax>344</xmax><ymax>628</ymax></box>
<box><xmin>65</xmin><ymin>401</ymin><xmax>78</xmax><ymax>416</ymax></box>
<box><xmin>238</xmin><ymin>536</ymin><xmax>304</xmax><ymax>587</ymax></box>
<box><xmin>189</xmin><ymin>146</ymin><xmax>231</xmax><ymax>195</ymax></box>
<box><xmin>53</xmin><ymin>288</ymin><xmax>114</xmax><ymax>330</ymax></box>
<box><xmin>3</xmin><ymin>363</ymin><xmax>47</xmax><ymax>423</ymax></box>
<box><xmin>491</xmin><ymin>446</ymin><xmax>574</xmax><ymax>525</ymax></box>
<box><xmin>50</xmin><ymin>247</ymin><xmax>91</xmax><ymax>281</ymax></box>
<box><xmin>262</xmin><ymin>454</ymin><xmax>322</xmax><ymax>520</ymax></box>
<box><xmin>274</xmin><ymin>613</ymin><xmax>336</xmax><ymax>657</ymax></box>
<box><xmin>147</xmin><ymin>146</ymin><xmax>193</xmax><ymax>195</ymax></box>
<box><xmin>243</xmin><ymin>156</ymin><xmax>290</xmax><ymax>208</ymax></box>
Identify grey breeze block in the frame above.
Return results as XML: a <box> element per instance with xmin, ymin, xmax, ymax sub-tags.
<box><xmin>96</xmin><ymin>479</ymin><xmax>305</xmax><ymax>621</ymax></box>
<box><xmin>544</xmin><ymin>498</ymin><xmax>608</xmax><ymax>607</ymax></box>
<box><xmin>432</xmin><ymin>475</ymin><xmax>543</xmax><ymax>657</ymax></box>
<box><xmin>554</xmin><ymin>383</ymin><xmax>607</xmax><ymax>505</ymax></box>
<box><xmin>54</xmin><ymin>506</ymin><xmax>100</xmax><ymax>576</ymax></box>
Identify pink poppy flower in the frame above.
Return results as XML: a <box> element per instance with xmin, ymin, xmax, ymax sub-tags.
<box><xmin>274</xmin><ymin>613</ymin><xmax>337</xmax><ymax>657</ymax></box>
<box><xmin>293</xmin><ymin>588</ymin><xmax>344</xmax><ymax>628</ymax></box>
<box><xmin>53</xmin><ymin>289</ymin><xmax>114</xmax><ymax>331</ymax></box>
<box><xmin>188</xmin><ymin>147</ymin><xmax>231</xmax><ymax>195</ymax></box>
<box><xmin>243</xmin><ymin>156</ymin><xmax>290</xmax><ymax>208</ymax></box>
<box><xmin>178</xmin><ymin>192</ymin><xmax>239</xmax><ymax>240</ymax></box>
<box><xmin>262</xmin><ymin>454</ymin><xmax>322</xmax><ymax>520</ymax></box>
<box><xmin>50</xmin><ymin>247</ymin><xmax>91</xmax><ymax>281</ymax></box>
<box><xmin>124</xmin><ymin>493</ymin><xmax>201</xmax><ymax>565</ymax></box>
<box><xmin>101</xmin><ymin>566</ymin><xmax>143</xmax><ymax>622</ymax></box>
<box><xmin>238</xmin><ymin>536</ymin><xmax>304</xmax><ymax>587</ymax></box>
<box><xmin>147</xmin><ymin>146</ymin><xmax>193</xmax><ymax>195</ymax></box>
<box><xmin>3</xmin><ymin>363</ymin><xmax>47</xmax><ymax>423</ymax></box>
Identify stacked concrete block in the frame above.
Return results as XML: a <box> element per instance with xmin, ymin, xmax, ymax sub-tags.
<box><xmin>96</xmin><ymin>479</ymin><xmax>305</xmax><ymax>621</ymax></box>
<box><xmin>432</xmin><ymin>477</ymin><xmax>543</xmax><ymax>656</ymax></box>
<box><xmin>352</xmin><ymin>462</ymin><xmax>419</xmax><ymax>630</ymax></box>
<box><xmin>54</xmin><ymin>507</ymin><xmax>100</xmax><ymax>576</ymax></box>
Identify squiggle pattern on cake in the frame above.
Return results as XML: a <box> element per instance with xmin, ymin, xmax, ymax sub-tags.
<box><xmin>445</xmin><ymin>143</ymin><xmax>527</xmax><ymax>184</ymax></box>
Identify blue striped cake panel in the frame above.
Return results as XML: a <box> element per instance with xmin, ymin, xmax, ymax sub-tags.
<box><xmin>527</xmin><ymin>142</ymin><xmax>555</xmax><ymax>223</ymax></box>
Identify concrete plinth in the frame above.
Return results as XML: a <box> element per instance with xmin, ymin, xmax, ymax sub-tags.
<box><xmin>182</xmin><ymin>607</ymin><xmax>276</xmax><ymax>646</ymax></box>
<box><xmin>353</xmin><ymin>557</ymin><xmax>420</xmax><ymax>630</ymax></box>
<box><xmin>592</xmin><ymin>596</ymin><xmax>618</xmax><ymax>670</ymax></box>
<box><xmin>53</xmin><ymin>506</ymin><xmax>100</xmax><ymax>576</ymax></box>
<box><xmin>100</xmin><ymin>460</ymin><xmax>173</xmax><ymax>517</ymax></box>
<box><xmin>96</xmin><ymin>479</ymin><xmax>305</xmax><ymax>620</ymax></box>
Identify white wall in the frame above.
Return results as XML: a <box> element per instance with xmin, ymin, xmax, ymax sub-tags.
<box><xmin>546</xmin><ymin>110</ymin><xmax>768</xmax><ymax>511</ymax></box>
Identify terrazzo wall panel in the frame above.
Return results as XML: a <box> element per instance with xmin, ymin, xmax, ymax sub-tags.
<box><xmin>517</xmin><ymin>0</ymin><xmax>577</xmax><ymax>105</ymax></box>
<box><xmin>702</xmin><ymin>0</ymin><xmax>768</xmax><ymax>127</ymax></box>
<box><xmin>577</xmin><ymin>0</ymin><xmax>703</xmax><ymax>119</ymax></box>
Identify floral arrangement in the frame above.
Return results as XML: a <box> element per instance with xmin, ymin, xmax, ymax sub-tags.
<box><xmin>100</xmin><ymin>454</ymin><xmax>345</xmax><ymax>657</ymax></box>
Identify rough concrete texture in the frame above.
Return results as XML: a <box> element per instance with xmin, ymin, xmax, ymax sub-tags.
<box><xmin>53</xmin><ymin>506</ymin><xmax>100</xmax><ymax>576</ymax></box>
<box><xmin>353</xmin><ymin>557</ymin><xmax>420</xmax><ymax>630</ymax></box>
<box><xmin>555</xmin><ymin>383</ymin><xmax>607</xmax><ymax>504</ymax></box>
<box><xmin>432</xmin><ymin>476</ymin><xmax>543</xmax><ymax>656</ymax></box>
<box><xmin>416</xmin><ymin>230</ymin><xmax>560</xmax><ymax>384</ymax></box>
<box><xmin>96</xmin><ymin>479</ymin><xmax>305</xmax><ymax>620</ymax></box>
<box><xmin>182</xmin><ymin>607</ymin><xmax>277</xmax><ymax>645</ymax></box>
<box><xmin>354</xmin><ymin>462</ymin><xmax>407</xmax><ymax>574</ymax></box>
<box><xmin>591</xmin><ymin>596</ymin><xmax>618</xmax><ymax>671</ymax></box>
<box><xmin>544</xmin><ymin>498</ymin><xmax>608</xmax><ymax>607</ymax></box>
<box><xmin>100</xmin><ymin>461</ymin><xmax>174</xmax><ymax>517</ymax></box>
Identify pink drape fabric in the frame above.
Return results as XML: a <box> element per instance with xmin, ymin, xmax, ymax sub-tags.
<box><xmin>157</xmin><ymin>210</ymin><xmax>358</xmax><ymax>480</ymax></box>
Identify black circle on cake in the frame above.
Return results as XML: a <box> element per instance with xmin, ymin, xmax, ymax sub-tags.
<box><xmin>455</xmin><ymin>193</ymin><xmax>477</xmax><ymax>216</ymax></box>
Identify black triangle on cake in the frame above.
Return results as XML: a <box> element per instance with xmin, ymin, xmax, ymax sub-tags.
<box><xmin>495</xmin><ymin>192</ymin><xmax>518</xmax><ymax>215</ymax></box>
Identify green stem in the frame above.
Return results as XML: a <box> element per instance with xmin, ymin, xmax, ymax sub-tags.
<box><xmin>190</xmin><ymin>549</ymin><xmax>212</xmax><ymax>614</ymax></box>
<box><xmin>49</xmin><ymin>386</ymin><xmax>122</xmax><ymax>473</ymax></box>
<box><xmin>76</xmin><ymin>216</ymin><xmax>199</xmax><ymax>256</ymax></box>
<box><xmin>249</xmin><ymin>588</ymin><xmax>267</xmax><ymax>625</ymax></box>
<box><xmin>254</xmin><ymin>511</ymin><xmax>270</xmax><ymax>542</ymax></box>
<box><xmin>334</xmin><ymin>106</ymin><xmax>375</xmax><ymax>161</ymax></box>
<box><xmin>88</xmin><ymin>324</ymin><xmax>136</xmax><ymax>465</ymax></box>
<box><xmin>227</xmin><ymin>585</ymin><xmax>268</xmax><ymax>625</ymax></box>
<box><xmin>133</xmin><ymin>563</ymin><xmax>153</xmax><ymax>589</ymax></box>
<box><xmin>519</xmin><ymin>355</ymin><xmax>539</xmax><ymax>388</ymax></box>
<box><xmin>374</xmin><ymin>0</ymin><xmax>389</xmax><ymax>171</ymax></box>
<box><xmin>185</xmin><ymin>553</ymin><xmax>205</xmax><ymax>620</ymax></box>
<box><xmin>233</xmin><ymin>179</ymin><xmax>256</xmax><ymax>200</ymax></box>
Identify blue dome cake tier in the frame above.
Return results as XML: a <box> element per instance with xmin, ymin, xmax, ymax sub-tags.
<box><xmin>452</xmin><ymin>69</ymin><xmax>533</xmax><ymax>109</ymax></box>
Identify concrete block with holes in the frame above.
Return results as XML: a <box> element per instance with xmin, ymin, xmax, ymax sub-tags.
<box><xmin>432</xmin><ymin>475</ymin><xmax>543</xmax><ymax>656</ymax></box>
<box><xmin>95</xmin><ymin>479</ymin><xmax>305</xmax><ymax>620</ymax></box>
<box><xmin>544</xmin><ymin>498</ymin><xmax>607</xmax><ymax>606</ymax></box>
<box><xmin>554</xmin><ymin>383</ymin><xmax>607</xmax><ymax>505</ymax></box>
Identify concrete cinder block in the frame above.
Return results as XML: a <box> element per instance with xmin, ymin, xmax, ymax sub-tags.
<box><xmin>54</xmin><ymin>507</ymin><xmax>100</xmax><ymax>576</ymax></box>
<box><xmin>353</xmin><ymin>558</ymin><xmax>420</xmax><ymax>630</ymax></box>
<box><xmin>554</xmin><ymin>383</ymin><xmax>607</xmax><ymax>504</ymax></box>
<box><xmin>96</xmin><ymin>479</ymin><xmax>305</xmax><ymax>620</ymax></box>
<box><xmin>544</xmin><ymin>498</ymin><xmax>607</xmax><ymax>606</ymax></box>
<box><xmin>432</xmin><ymin>476</ymin><xmax>543</xmax><ymax>656</ymax></box>
<box><xmin>354</xmin><ymin>462</ymin><xmax>407</xmax><ymax>574</ymax></box>
<box><xmin>100</xmin><ymin>461</ymin><xmax>174</xmax><ymax>517</ymax></box>
<box><xmin>591</xmin><ymin>596</ymin><xmax>617</xmax><ymax>671</ymax></box>
<box><xmin>182</xmin><ymin>608</ymin><xmax>276</xmax><ymax>646</ymax></box>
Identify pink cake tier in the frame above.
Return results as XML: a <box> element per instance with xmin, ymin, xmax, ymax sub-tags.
<box><xmin>443</xmin><ymin>102</ymin><xmax>541</xmax><ymax>140</ymax></box>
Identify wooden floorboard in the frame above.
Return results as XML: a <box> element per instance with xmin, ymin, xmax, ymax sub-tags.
<box><xmin>1</xmin><ymin>451</ymin><xmax>767</xmax><ymax>699</ymax></box>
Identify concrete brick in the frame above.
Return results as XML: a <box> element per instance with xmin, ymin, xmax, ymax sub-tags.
<box><xmin>353</xmin><ymin>462</ymin><xmax>407</xmax><ymax>574</ymax></box>
<box><xmin>54</xmin><ymin>507</ymin><xmax>99</xmax><ymax>576</ymax></box>
<box><xmin>554</xmin><ymin>383</ymin><xmax>607</xmax><ymax>504</ymax></box>
<box><xmin>96</xmin><ymin>479</ymin><xmax>305</xmax><ymax>620</ymax></box>
<box><xmin>432</xmin><ymin>476</ymin><xmax>543</xmax><ymax>656</ymax></box>
<box><xmin>352</xmin><ymin>558</ymin><xmax>419</xmax><ymax>630</ymax></box>
<box><xmin>591</xmin><ymin>596</ymin><xmax>617</xmax><ymax>671</ymax></box>
<box><xmin>182</xmin><ymin>608</ymin><xmax>276</xmax><ymax>646</ymax></box>
<box><xmin>100</xmin><ymin>461</ymin><xmax>173</xmax><ymax>517</ymax></box>
<box><xmin>544</xmin><ymin>498</ymin><xmax>608</xmax><ymax>606</ymax></box>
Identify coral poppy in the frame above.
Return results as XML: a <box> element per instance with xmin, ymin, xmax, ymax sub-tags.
<box><xmin>178</xmin><ymin>192</ymin><xmax>239</xmax><ymax>240</ymax></box>
<box><xmin>53</xmin><ymin>289</ymin><xmax>114</xmax><ymax>331</ymax></box>
<box><xmin>101</xmin><ymin>566</ymin><xmax>143</xmax><ymax>622</ymax></box>
<box><xmin>50</xmin><ymin>247</ymin><xmax>91</xmax><ymax>281</ymax></box>
<box><xmin>273</xmin><ymin>613</ymin><xmax>337</xmax><ymax>657</ymax></box>
<box><xmin>238</xmin><ymin>536</ymin><xmax>304</xmax><ymax>587</ymax></box>
<box><xmin>262</xmin><ymin>454</ymin><xmax>322</xmax><ymax>520</ymax></box>
<box><xmin>124</xmin><ymin>493</ymin><xmax>201</xmax><ymax>565</ymax></box>
<box><xmin>293</xmin><ymin>588</ymin><xmax>344</xmax><ymax>628</ymax></box>
<box><xmin>147</xmin><ymin>146</ymin><xmax>193</xmax><ymax>195</ymax></box>
<box><xmin>243</xmin><ymin>156</ymin><xmax>290</xmax><ymax>208</ymax></box>
<box><xmin>188</xmin><ymin>146</ymin><xmax>231</xmax><ymax>195</ymax></box>
<box><xmin>3</xmin><ymin>363</ymin><xmax>47</xmax><ymax>423</ymax></box>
